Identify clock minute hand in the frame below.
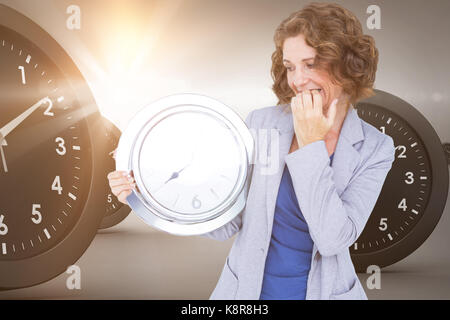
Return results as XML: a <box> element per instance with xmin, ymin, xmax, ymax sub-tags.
<box><xmin>162</xmin><ymin>151</ymin><xmax>195</xmax><ymax>184</ymax></box>
<box><xmin>163</xmin><ymin>163</ymin><xmax>189</xmax><ymax>184</ymax></box>
<box><xmin>0</xmin><ymin>133</ymin><xmax>7</xmax><ymax>173</ymax></box>
<box><xmin>153</xmin><ymin>152</ymin><xmax>195</xmax><ymax>193</ymax></box>
<box><xmin>0</xmin><ymin>97</ymin><xmax>48</xmax><ymax>138</ymax></box>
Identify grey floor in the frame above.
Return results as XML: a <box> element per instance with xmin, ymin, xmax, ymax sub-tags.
<box><xmin>1</xmin><ymin>198</ymin><xmax>450</xmax><ymax>300</ymax></box>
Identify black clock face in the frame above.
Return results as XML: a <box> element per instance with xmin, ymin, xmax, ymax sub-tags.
<box><xmin>0</xmin><ymin>25</ymin><xmax>92</xmax><ymax>260</ymax></box>
<box><xmin>352</xmin><ymin>104</ymin><xmax>432</xmax><ymax>254</ymax></box>
<box><xmin>98</xmin><ymin>116</ymin><xmax>131</xmax><ymax>230</ymax></box>
<box><xmin>105</xmin><ymin>127</ymin><xmax>123</xmax><ymax>216</ymax></box>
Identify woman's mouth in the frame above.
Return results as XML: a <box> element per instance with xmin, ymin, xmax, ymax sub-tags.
<box><xmin>294</xmin><ymin>88</ymin><xmax>326</xmax><ymax>103</ymax></box>
<box><xmin>297</xmin><ymin>88</ymin><xmax>322</xmax><ymax>94</ymax></box>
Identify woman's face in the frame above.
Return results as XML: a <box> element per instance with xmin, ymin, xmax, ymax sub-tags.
<box><xmin>282</xmin><ymin>34</ymin><xmax>344</xmax><ymax>114</ymax></box>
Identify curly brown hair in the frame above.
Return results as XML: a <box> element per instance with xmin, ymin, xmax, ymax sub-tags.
<box><xmin>272</xmin><ymin>2</ymin><xmax>379</xmax><ymax>106</ymax></box>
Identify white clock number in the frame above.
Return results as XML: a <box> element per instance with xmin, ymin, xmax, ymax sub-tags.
<box><xmin>379</xmin><ymin>218</ymin><xmax>388</xmax><ymax>231</ymax></box>
<box><xmin>405</xmin><ymin>172</ymin><xmax>414</xmax><ymax>185</ymax></box>
<box><xmin>52</xmin><ymin>176</ymin><xmax>63</xmax><ymax>195</ymax></box>
<box><xmin>396</xmin><ymin>145</ymin><xmax>407</xmax><ymax>159</ymax></box>
<box><xmin>380</xmin><ymin>126</ymin><xmax>385</xmax><ymax>134</ymax></box>
<box><xmin>398</xmin><ymin>198</ymin><xmax>407</xmax><ymax>211</ymax></box>
<box><xmin>18</xmin><ymin>65</ymin><xmax>26</xmax><ymax>84</ymax></box>
<box><xmin>0</xmin><ymin>215</ymin><xmax>8</xmax><ymax>235</ymax></box>
<box><xmin>42</xmin><ymin>97</ymin><xmax>54</xmax><ymax>117</ymax></box>
<box><xmin>55</xmin><ymin>137</ymin><xmax>66</xmax><ymax>156</ymax></box>
<box><xmin>31</xmin><ymin>204</ymin><xmax>42</xmax><ymax>224</ymax></box>
<box><xmin>107</xmin><ymin>194</ymin><xmax>112</xmax><ymax>203</ymax></box>
<box><xmin>192</xmin><ymin>195</ymin><xmax>201</xmax><ymax>209</ymax></box>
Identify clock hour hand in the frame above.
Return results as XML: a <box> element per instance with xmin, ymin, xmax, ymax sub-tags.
<box><xmin>162</xmin><ymin>151</ymin><xmax>195</xmax><ymax>184</ymax></box>
<box><xmin>0</xmin><ymin>96</ymin><xmax>49</xmax><ymax>139</ymax></box>
<box><xmin>0</xmin><ymin>133</ymin><xmax>7</xmax><ymax>173</ymax></box>
<box><xmin>153</xmin><ymin>152</ymin><xmax>195</xmax><ymax>193</ymax></box>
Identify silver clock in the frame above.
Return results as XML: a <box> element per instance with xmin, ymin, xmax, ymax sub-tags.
<box><xmin>116</xmin><ymin>94</ymin><xmax>254</xmax><ymax>235</ymax></box>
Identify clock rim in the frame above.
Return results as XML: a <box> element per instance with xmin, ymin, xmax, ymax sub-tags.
<box><xmin>116</xmin><ymin>93</ymin><xmax>255</xmax><ymax>235</ymax></box>
<box><xmin>351</xmin><ymin>89</ymin><xmax>449</xmax><ymax>272</ymax></box>
<box><xmin>0</xmin><ymin>4</ymin><xmax>107</xmax><ymax>289</ymax></box>
<box><xmin>133</xmin><ymin>105</ymin><xmax>247</xmax><ymax>221</ymax></box>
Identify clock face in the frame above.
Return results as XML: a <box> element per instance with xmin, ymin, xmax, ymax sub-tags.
<box><xmin>99</xmin><ymin>117</ymin><xmax>131</xmax><ymax>229</ymax></box>
<box><xmin>103</xmin><ymin>120</ymin><xmax>125</xmax><ymax>217</ymax></box>
<box><xmin>137</xmin><ymin>111</ymin><xmax>244</xmax><ymax>217</ymax></box>
<box><xmin>0</xmin><ymin>25</ymin><xmax>92</xmax><ymax>260</ymax></box>
<box><xmin>117</xmin><ymin>94</ymin><xmax>254</xmax><ymax>236</ymax></box>
<box><xmin>352</xmin><ymin>104</ymin><xmax>432</xmax><ymax>254</ymax></box>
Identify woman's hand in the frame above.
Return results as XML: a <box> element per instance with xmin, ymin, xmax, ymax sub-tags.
<box><xmin>107</xmin><ymin>170</ymin><xmax>136</xmax><ymax>204</ymax></box>
<box><xmin>291</xmin><ymin>89</ymin><xmax>338</xmax><ymax>148</ymax></box>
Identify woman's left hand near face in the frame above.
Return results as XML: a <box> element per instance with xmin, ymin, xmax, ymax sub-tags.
<box><xmin>291</xmin><ymin>89</ymin><xmax>338</xmax><ymax>148</ymax></box>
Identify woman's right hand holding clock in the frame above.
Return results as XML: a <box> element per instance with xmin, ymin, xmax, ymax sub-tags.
<box><xmin>107</xmin><ymin>171</ymin><xmax>136</xmax><ymax>204</ymax></box>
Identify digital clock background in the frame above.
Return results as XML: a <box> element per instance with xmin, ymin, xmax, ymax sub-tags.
<box><xmin>0</xmin><ymin>0</ymin><xmax>449</xmax><ymax>299</ymax></box>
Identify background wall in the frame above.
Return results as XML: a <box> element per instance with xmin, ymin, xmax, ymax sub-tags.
<box><xmin>0</xmin><ymin>0</ymin><xmax>449</xmax><ymax>299</ymax></box>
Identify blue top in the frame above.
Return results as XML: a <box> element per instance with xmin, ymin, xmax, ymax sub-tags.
<box><xmin>260</xmin><ymin>154</ymin><xmax>334</xmax><ymax>300</ymax></box>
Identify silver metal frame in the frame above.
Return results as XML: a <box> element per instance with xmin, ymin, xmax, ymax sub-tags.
<box><xmin>116</xmin><ymin>93</ymin><xmax>254</xmax><ymax>236</ymax></box>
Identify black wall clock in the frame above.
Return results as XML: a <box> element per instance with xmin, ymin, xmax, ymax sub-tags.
<box><xmin>0</xmin><ymin>5</ymin><xmax>108</xmax><ymax>289</ymax></box>
<box><xmin>351</xmin><ymin>89</ymin><xmax>449</xmax><ymax>272</ymax></box>
<box><xmin>97</xmin><ymin>116</ymin><xmax>131</xmax><ymax>230</ymax></box>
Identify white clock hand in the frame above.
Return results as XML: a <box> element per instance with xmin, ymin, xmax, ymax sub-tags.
<box><xmin>153</xmin><ymin>152</ymin><xmax>195</xmax><ymax>193</ymax></box>
<box><xmin>0</xmin><ymin>97</ymin><xmax>49</xmax><ymax>139</ymax></box>
<box><xmin>0</xmin><ymin>133</ymin><xmax>7</xmax><ymax>173</ymax></box>
<box><xmin>162</xmin><ymin>151</ymin><xmax>195</xmax><ymax>184</ymax></box>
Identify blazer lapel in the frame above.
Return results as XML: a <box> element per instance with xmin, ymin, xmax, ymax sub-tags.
<box><xmin>330</xmin><ymin>108</ymin><xmax>364</xmax><ymax>195</ymax></box>
<box><xmin>263</xmin><ymin>105</ymin><xmax>364</xmax><ymax>239</ymax></box>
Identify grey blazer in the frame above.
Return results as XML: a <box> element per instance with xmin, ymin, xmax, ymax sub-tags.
<box><xmin>203</xmin><ymin>103</ymin><xmax>395</xmax><ymax>300</ymax></box>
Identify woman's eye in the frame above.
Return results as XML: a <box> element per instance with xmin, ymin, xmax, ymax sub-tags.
<box><xmin>306</xmin><ymin>63</ymin><xmax>314</xmax><ymax>69</ymax></box>
<box><xmin>285</xmin><ymin>66</ymin><xmax>294</xmax><ymax>72</ymax></box>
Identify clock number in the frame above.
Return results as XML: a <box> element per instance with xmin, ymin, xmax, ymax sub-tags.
<box><xmin>0</xmin><ymin>215</ymin><xmax>8</xmax><ymax>235</ymax></box>
<box><xmin>404</xmin><ymin>172</ymin><xmax>414</xmax><ymax>185</ymax></box>
<box><xmin>31</xmin><ymin>204</ymin><xmax>42</xmax><ymax>224</ymax></box>
<box><xmin>396</xmin><ymin>145</ymin><xmax>407</xmax><ymax>159</ymax></box>
<box><xmin>107</xmin><ymin>194</ymin><xmax>112</xmax><ymax>203</ymax></box>
<box><xmin>18</xmin><ymin>65</ymin><xmax>26</xmax><ymax>84</ymax></box>
<box><xmin>398</xmin><ymin>198</ymin><xmax>407</xmax><ymax>211</ymax></box>
<box><xmin>380</xmin><ymin>126</ymin><xmax>385</xmax><ymax>134</ymax></box>
<box><xmin>42</xmin><ymin>97</ymin><xmax>54</xmax><ymax>117</ymax></box>
<box><xmin>379</xmin><ymin>218</ymin><xmax>388</xmax><ymax>231</ymax></box>
<box><xmin>55</xmin><ymin>137</ymin><xmax>66</xmax><ymax>156</ymax></box>
<box><xmin>52</xmin><ymin>176</ymin><xmax>63</xmax><ymax>195</ymax></box>
<box><xmin>192</xmin><ymin>195</ymin><xmax>201</xmax><ymax>209</ymax></box>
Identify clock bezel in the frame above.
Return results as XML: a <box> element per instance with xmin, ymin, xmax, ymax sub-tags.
<box><xmin>0</xmin><ymin>4</ymin><xmax>108</xmax><ymax>289</ymax></box>
<box><xmin>351</xmin><ymin>89</ymin><xmax>449</xmax><ymax>272</ymax></box>
<box><xmin>116</xmin><ymin>93</ymin><xmax>255</xmax><ymax>236</ymax></box>
<box><xmin>133</xmin><ymin>105</ymin><xmax>248</xmax><ymax>221</ymax></box>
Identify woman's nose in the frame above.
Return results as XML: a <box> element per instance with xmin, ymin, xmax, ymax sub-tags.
<box><xmin>292</xmin><ymin>69</ymin><xmax>309</xmax><ymax>88</ymax></box>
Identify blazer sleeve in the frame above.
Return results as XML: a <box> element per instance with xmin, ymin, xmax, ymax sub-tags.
<box><xmin>285</xmin><ymin>136</ymin><xmax>395</xmax><ymax>257</ymax></box>
<box><xmin>199</xmin><ymin>110</ymin><xmax>256</xmax><ymax>241</ymax></box>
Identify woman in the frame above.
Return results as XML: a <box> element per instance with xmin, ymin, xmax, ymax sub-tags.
<box><xmin>108</xmin><ymin>2</ymin><xmax>395</xmax><ymax>300</ymax></box>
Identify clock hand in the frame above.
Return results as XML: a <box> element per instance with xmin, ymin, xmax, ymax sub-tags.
<box><xmin>0</xmin><ymin>134</ymin><xmax>7</xmax><ymax>173</ymax></box>
<box><xmin>153</xmin><ymin>152</ymin><xmax>195</xmax><ymax>193</ymax></box>
<box><xmin>0</xmin><ymin>96</ymin><xmax>49</xmax><ymax>139</ymax></box>
<box><xmin>162</xmin><ymin>151</ymin><xmax>195</xmax><ymax>184</ymax></box>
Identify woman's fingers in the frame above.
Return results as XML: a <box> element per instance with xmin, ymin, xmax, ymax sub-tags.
<box><xmin>311</xmin><ymin>89</ymin><xmax>323</xmax><ymax>114</ymax></box>
<box><xmin>112</xmin><ymin>183</ymin><xmax>135</xmax><ymax>197</ymax></box>
<box><xmin>109</xmin><ymin>177</ymin><xmax>134</xmax><ymax>189</ymax></box>
<box><xmin>109</xmin><ymin>173</ymin><xmax>134</xmax><ymax>187</ymax></box>
<box><xmin>107</xmin><ymin>170</ymin><xmax>129</xmax><ymax>180</ymax></box>
<box><xmin>301</xmin><ymin>90</ymin><xmax>313</xmax><ymax>113</ymax></box>
<box><xmin>107</xmin><ymin>170</ymin><xmax>136</xmax><ymax>201</ymax></box>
